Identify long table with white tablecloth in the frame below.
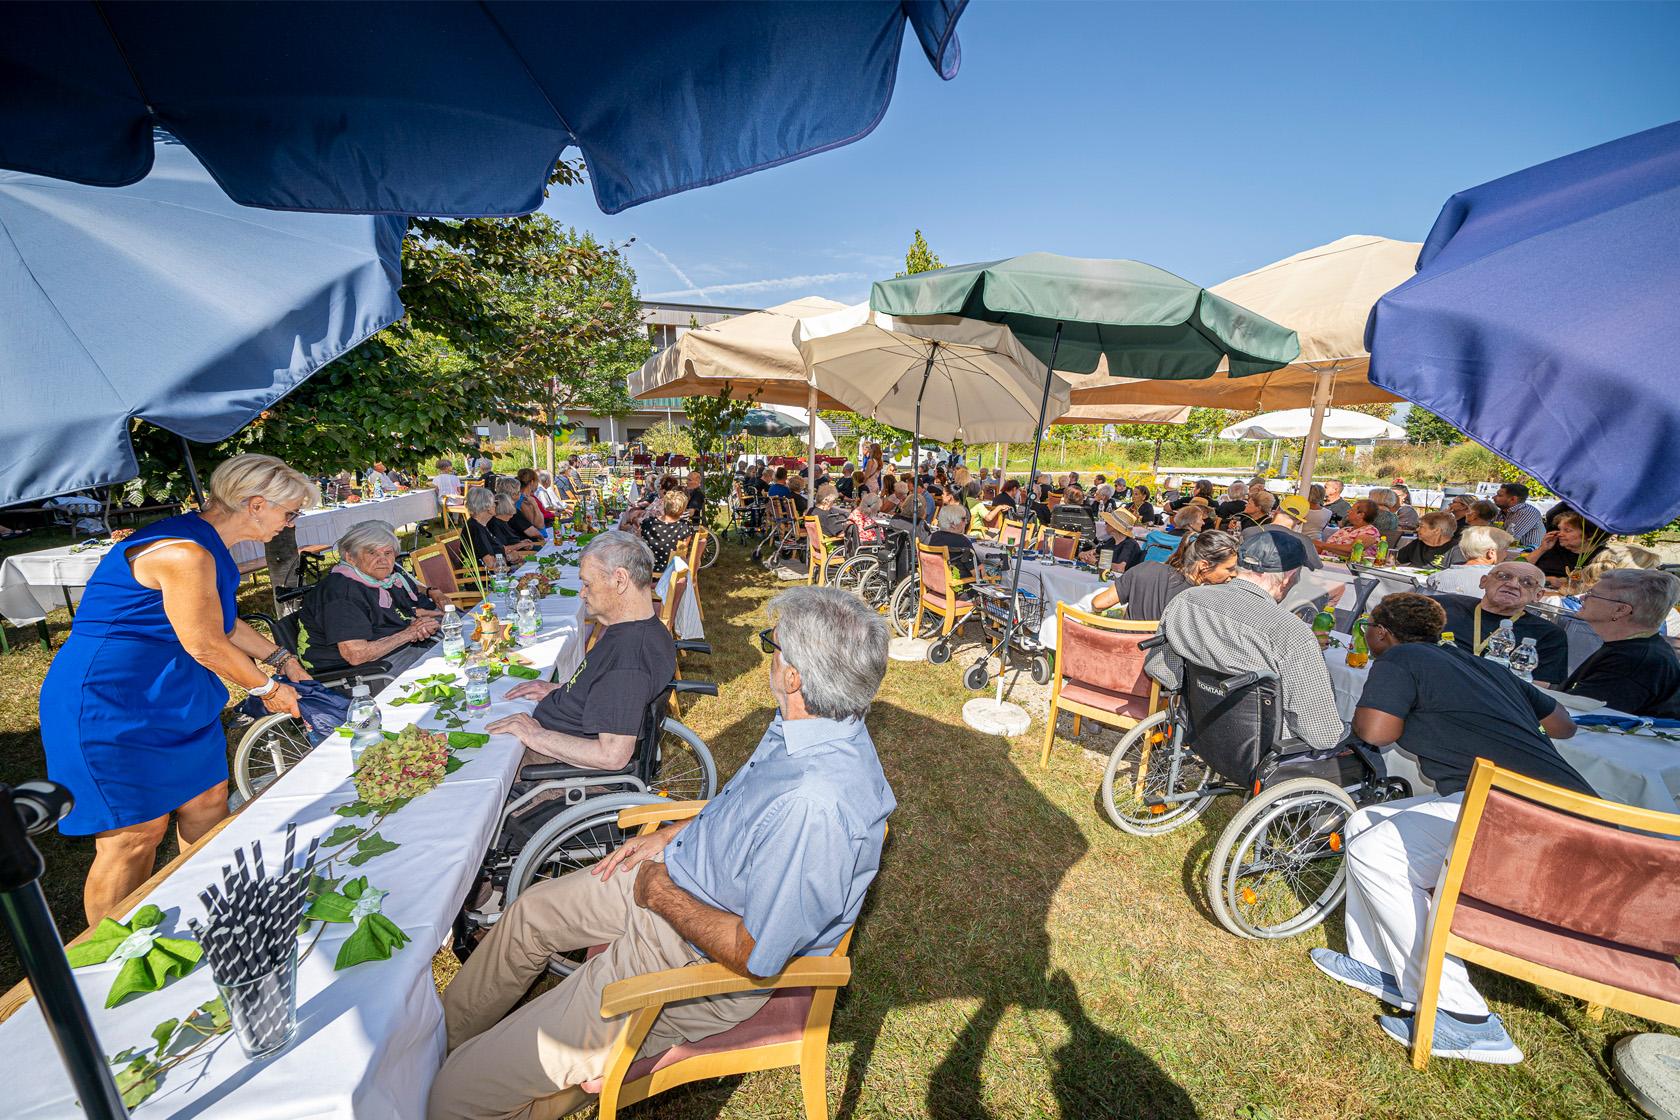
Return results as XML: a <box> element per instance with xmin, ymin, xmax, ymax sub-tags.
<box><xmin>228</xmin><ymin>488</ymin><xmax>441</xmax><ymax>565</ymax></box>
<box><xmin>1</xmin><ymin>544</ymin><xmax>587</xmax><ymax>1118</ymax></box>
<box><xmin>1320</xmin><ymin>635</ymin><xmax>1680</xmax><ymax>814</ymax></box>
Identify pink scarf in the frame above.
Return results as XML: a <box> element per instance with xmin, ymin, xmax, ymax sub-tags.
<box><xmin>332</xmin><ymin>562</ymin><xmax>417</xmax><ymax>610</ymax></box>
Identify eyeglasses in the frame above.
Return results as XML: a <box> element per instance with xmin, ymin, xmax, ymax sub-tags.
<box><xmin>1486</xmin><ymin>570</ymin><xmax>1542</xmax><ymax>591</ymax></box>
<box><xmin>757</xmin><ymin>627</ymin><xmax>781</xmax><ymax>655</ymax></box>
<box><xmin>1581</xmin><ymin>592</ymin><xmax>1631</xmax><ymax>611</ymax></box>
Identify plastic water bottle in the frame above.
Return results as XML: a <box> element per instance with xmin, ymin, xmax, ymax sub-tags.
<box><xmin>491</xmin><ymin>555</ymin><xmax>509</xmax><ymax>600</ymax></box>
<box><xmin>1375</xmin><ymin>536</ymin><xmax>1390</xmax><ymax>565</ymax></box>
<box><xmin>347</xmin><ymin>685</ymin><xmax>382</xmax><ymax>764</ymax></box>
<box><xmin>440</xmin><ymin>604</ymin><xmax>465</xmax><ymax>664</ymax></box>
<box><xmin>516</xmin><ymin>587</ymin><xmax>541</xmax><ymax>638</ymax></box>
<box><xmin>464</xmin><ymin>661</ymin><xmax>491</xmax><ymax>710</ymax></box>
<box><xmin>1509</xmin><ymin>637</ymin><xmax>1540</xmax><ymax>682</ymax></box>
<box><xmin>1350</xmin><ymin>538</ymin><xmax>1366</xmax><ymax>566</ymax></box>
<box><xmin>371</xmin><ymin>473</ymin><xmax>384</xmax><ymax>500</ymax></box>
<box><xmin>1484</xmin><ymin>618</ymin><xmax>1517</xmax><ymax>667</ymax></box>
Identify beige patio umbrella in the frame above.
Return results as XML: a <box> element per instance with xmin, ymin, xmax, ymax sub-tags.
<box><xmin>1050</xmin><ymin>375</ymin><xmax>1190</xmax><ymax>425</ymax></box>
<box><xmin>628</xmin><ymin>295</ymin><xmax>850</xmax><ymax>490</ymax></box>
<box><xmin>1067</xmin><ymin>235</ymin><xmax>1421</xmax><ymax>491</ymax></box>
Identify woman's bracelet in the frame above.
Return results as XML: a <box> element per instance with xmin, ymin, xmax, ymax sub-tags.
<box><xmin>248</xmin><ymin>676</ymin><xmax>280</xmax><ymax>697</ymax></box>
<box><xmin>261</xmin><ymin>648</ymin><xmax>294</xmax><ymax>670</ymax></box>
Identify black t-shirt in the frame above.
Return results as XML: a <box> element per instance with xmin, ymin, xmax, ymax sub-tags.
<box><xmin>465</xmin><ymin>517</ymin><xmax>506</xmax><ymax>562</ymax></box>
<box><xmin>299</xmin><ymin>571</ymin><xmax>426</xmax><ymax>673</ymax></box>
<box><xmin>927</xmin><ymin>530</ymin><xmax>976</xmax><ymax>579</ymax></box>
<box><xmin>1431</xmin><ymin>594</ymin><xmax>1570</xmax><ymax>684</ymax></box>
<box><xmin>1215</xmin><ymin>499</ymin><xmax>1247</xmax><ymax>520</ymax></box>
<box><xmin>506</xmin><ymin>506</ymin><xmax>539</xmax><ymax>539</ymax></box>
<box><xmin>1111</xmin><ymin>561</ymin><xmax>1190</xmax><ymax>622</ymax></box>
<box><xmin>1357</xmin><ymin>642</ymin><xmax>1591</xmax><ymax>796</ymax></box>
<box><xmin>490</xmin><ymin>517</ymin><xmax>526</xmax><ymax>547</ymax></box>
<box><xmin>1562</xmin><ymin>634</ymin><xmax>1680</xmax><ymax>717</ymax></box>
<box><xmin>836</xmin><ymin>477</ymin><xmax>855</xmax><ymax>500</ymax></box>
<box><xmin>1395</xmin><ymin>538</ymin><xmax>1462</xmax><ymax>568</ymax></box>
<box><xmin>1132</xmin><ymin>501</ymin><xmax>1158</xmax><ymax>526</ymax></box>
<box><xmin>1106</xmin><ymin>536</ymin><xmax>1144</xmax><ymax>572</ymax></box>
<box><xmin>534</xmin><ymin>617</ymin><xmax>677</xmax><ymax>739</ymax></box>
<box><xmin>685</xmin><ymin>486</ymin><xmax>705</xmax><ymax>521</ymax></box>
<box><xmin>1534</xmin><ymin>543</ymin><xmax>1601</xmax><ymax>580</ymax></box>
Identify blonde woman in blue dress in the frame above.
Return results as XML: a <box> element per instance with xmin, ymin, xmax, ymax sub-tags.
<box><xmin>39</xmin><ymin>454</ymin><xmax>316</xmax><ymax>923</ymax></box>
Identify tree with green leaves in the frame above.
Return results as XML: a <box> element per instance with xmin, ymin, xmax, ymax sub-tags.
<box><xmin>1405</xmin><ymin>406</ymin><xmax>1463</xmax><ymax>445</ymax></box>
<box><xmin>898</xmin><ymin>229</ymin><xmax>944</xmax><ymax>277</ymax></box>
<box><xmin>685</xmin><ymin>386</ymin><xmax>757</xmax><ymax>508</ymax></box>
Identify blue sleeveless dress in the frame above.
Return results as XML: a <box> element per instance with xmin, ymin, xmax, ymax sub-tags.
<box><xmin>39</xmin><ymin>513</ymin><xmax>240</xmax><ymax>835</ymax></box>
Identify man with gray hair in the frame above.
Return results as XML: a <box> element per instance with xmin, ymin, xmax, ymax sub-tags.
<box><xmin>431</xmin><ymin>587</ymin><xmax>894</xmax><ymax>1120</ymax></box>
<box><xmin>1560</xmin><ymin>568</ymin><xmax>1680</xmax><ymax>716</ymax></box>
<box><xmin>487</xmin><ymin>530</ymin><xmax>674</xmax><ymax>771</ymax></box>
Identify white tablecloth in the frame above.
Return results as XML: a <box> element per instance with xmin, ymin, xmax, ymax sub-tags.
<box><xmin>1320</xmin><ymin>638</ymin><xmax>1680</xmax><ymax>814</ymax></box>
<box><xmin>228</xmin><ymin>489</ymin><xmax>441</xmax><ymax>565</ymax></box>
<box><xmin>0</xmin><ymin>543</ymin><xmax>106</xmax><ymax>624</ymax></box>
<box><xmin>1</xmin><ymin>546</ymin><xmax>585</xmax><ymax>1118</ymax></box>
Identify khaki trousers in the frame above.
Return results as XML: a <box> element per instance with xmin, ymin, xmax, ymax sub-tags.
<box><xmin>427</xmin><ymin>860</ymin><xmax>770</xmax><ymax>1120</ymax></box>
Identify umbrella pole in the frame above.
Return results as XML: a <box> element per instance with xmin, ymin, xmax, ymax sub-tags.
<box><xmin>806</xmin><ymin>383</ymin><xmax>819</xmax><ymax>496</ymax></box>
<box><xmin>909</xmin><ymin>346</ymin><xmax>937</xmax><ymax>547</ymax></box>
<box><xmin>179</xmin><ymin>435</ymin><xmax>206</xmax><ymax>508</ymax></box>
<box><xmin>981</xmin><ymin>324</ymin><xmax>1061</xmax><ymax>704</ymax></box>
<box><xmin>1297</xmin><ymin>368</ymin><xmax>1334</xmax><ymax>496</ymax></box>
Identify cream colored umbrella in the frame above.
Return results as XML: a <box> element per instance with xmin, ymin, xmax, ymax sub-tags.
<box><xmin>1067</xmin><ymin>235</ymin><xmax>1421</xmax><ymax>490</ymax></box>
<box><xmin>628</xmin><ymin>296</ymin><xmax>850</xmax><ymax>490</ymax></box>
<box><xmin>1050</xmin><ymin>375</ymin><xmax>1190</xmax><ymax>426</ymax></box>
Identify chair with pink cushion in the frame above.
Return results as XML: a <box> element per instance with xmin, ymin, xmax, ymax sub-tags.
<box><xmin>1040</xmin><ymin>603</ymin><xmax>1159</xmax><ymax>769</ymax></box>
<box><xmin>582</xmin><ymin>801</ymin><xmax>872</xmax><ymax>1120</ymax></box>
<box><xmin>1411</xmin><ymin>759</ymin><xmax>1680</xmax><ymax>1070</ymax></box>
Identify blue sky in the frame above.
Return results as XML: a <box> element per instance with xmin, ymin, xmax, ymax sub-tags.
<box><xmin>543</xmin><ymin>1</ymin><xmax>1680</xmax><ymax>309</ymax></box>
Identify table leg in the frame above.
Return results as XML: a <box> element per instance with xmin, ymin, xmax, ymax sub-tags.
<box><xmin>36</xmin><ymin>621</ymin><xmax>51</xmax><ymax>651</ymax></box>
<box><xmin>61</xmin><ymin>586</ymin><xmax>76</xmax><ymax>620</ymax></box>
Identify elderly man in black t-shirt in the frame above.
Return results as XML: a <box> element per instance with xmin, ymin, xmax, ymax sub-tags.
<box><xmin>1430</xmin><ymin>560</ymin><xmax>1569</xmax><ymax>685</ymax></box>
<box><xmin>1311</xmin><ymin>593</ymin><xmax>1583</xmax><ymax>1067</ymax></box>
<box><xmin>487</xmin><ymin>532</ymin><xmax>675</xmax><ymax>770</ymax></box>
<box><xmin>1562</xmin><ymin>568</ymin><xmax>1680</xmax><ymax>716</ymax></box>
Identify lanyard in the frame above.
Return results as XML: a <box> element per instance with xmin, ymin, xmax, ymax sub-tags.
<box><xmin>1472</xmin><ymin>604</ymin><xmax>1524</xmax><ymax>654</ymax></box>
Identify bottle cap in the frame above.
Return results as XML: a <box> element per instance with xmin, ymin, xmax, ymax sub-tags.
<box><xmin>352</xmin><ymin>683</ymin><xmax>370</xmax><ymax>697</ymax></box>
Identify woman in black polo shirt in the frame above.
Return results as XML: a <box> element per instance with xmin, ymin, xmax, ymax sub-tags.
<box><xmin>301</xmin><ymin>521</ymin><xmax>441</xmax><ymax>673</ymax></box>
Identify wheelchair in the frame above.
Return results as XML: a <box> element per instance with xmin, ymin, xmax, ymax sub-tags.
<box><xmin>454</xmin><ymin>672</ymin><xmax>720</xmax><ymax>976</ymax></box>
<box><xmin>751</xmin><ymin>496</ymin><xmax>805</xmax><ymax>571</ymax></box>
<box><xmin>1098</xmin><ymin>633</ymin><xmax>1411</xmax><ymax>940</ymax></box>
<box><xmin>233</xmin><ymin>587</ymin><xmax>396</xmax><ymax>804</ymax></box>
<box><xmin>829</xmin><ymin>522</ymin><xmax>903</xmax><ymax>611</ymax></box>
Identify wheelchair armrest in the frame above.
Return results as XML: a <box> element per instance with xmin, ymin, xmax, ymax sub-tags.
<box><xmin>274</xmin><ymin>584</ymin><xmax>312</xmax><ymax>605</ymax></box>
<box><xmin>312</xmin><ymin>660</ymin><xmax>392</xmax><ymax>685</ymax></box>
<box><xmin>518</xmin><ymin>763</ymin><xmax>633</xmax><ymax>782</ymax></box>
<box><xmin>674</xmin><ymin>639</ymin><xmax>711</xmax><ymax>656</ymax></box>
<box><xmin>670</xmin><ymin>679</ymin><xmax>718</xmax><ymax>697</ymax></box>
<box><xmin>1137</xmin><ymin>634</ymin><xmax>1167</xmax><ymax>650</ymax></box>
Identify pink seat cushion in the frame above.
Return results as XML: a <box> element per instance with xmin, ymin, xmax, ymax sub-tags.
<box><xmin>1058</xmin><ymin>681</ymin><xmax>1151</xmax><ymax>720</ymax></box>
<box><xmin>1451</xmin><ymin>897</ymin><xmax>1680</xmax><ymax>1006</ymax></box>
<box><xmin>580</xmin><ymin>984</ymin><xmax>814</xmax><ymax>1094</ymax></box>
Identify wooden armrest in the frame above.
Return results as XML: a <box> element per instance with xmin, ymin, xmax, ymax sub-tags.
<box><xmin>599</xmin><ymin>955</ymin><xmax>852</xmax><ymax>1019</ymax></box>
<box><xmin>616</xmin><ymin>800</ymin><xmax>708</xmax><ymax>831</ymax></box>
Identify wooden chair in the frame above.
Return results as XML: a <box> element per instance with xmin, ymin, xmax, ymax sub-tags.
<box><xmin>913</xmin><ymin>542</ymin><xmax>976</xmax><ymax>642</ymax></box>
<box><xmin>1045</xmin><ymin>491</ymin><xmax>1063</xmax><ymax>510</ymax></box>
<box><xmin>1045</xmin><ymin>527</ymin><xmax>1082</xmax><ymax>561</ymax></box>
<box><xmin>997</xmin><ymin>517</ymin><xmax>1039</xmax><ymax>549</ymax></box>
<box><xmin>1039</xmin><ymin>604</ymin><xmax>1159</xmax><ymax>768</ymax></box>
<box><xmin>802</xmin><ymin>516</ymin><xmax>847</xmax><ymax>586</ymax></box>
<box><xmin>1411</xmin><ymin>759</ymin><xmax>1680</xmax><ymax>1070</ymax></box>
<box><xmin>682</xmin><ymin>528</ymin><xmax>709</xmax><ymax>623</ymax></box>
<box><xmin>584</xmin><ymin>801</ymin><xmax>866</xmax><ymax>1120</ymax></box>
<box><xmin>410</xmin><ymin>541</ymin><xmax>482</xmax><ymax>608</ymax></box>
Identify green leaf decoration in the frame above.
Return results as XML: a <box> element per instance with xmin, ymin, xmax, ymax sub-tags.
<box><xmin>116</xmin><ymin>1059</ymin><xmax>159</xmax><ymax>1109</ymax></box>
<box><xmin>505</xmin><ymin>663</ymin><xmax>541</xmax><ymax>680</ymax></box>
<box><xmin>305</xmin><ymin>891</ymin><xmax>358</xmax><ymax>924</ymax></box>
<box><xmin>346</xmin><ymin>832</ymin><xmax>401</xmax><ymax>867</ymax></box>
<box><xmin>334</xmin><ymin>913</ymin><xmax>412</xmax><ymax>970</ymax></box>
<box><xmin>557</xmin><ymin>587</ymin><xmax>579</xmax><ymax>597</ymax></box>
<box><xmin>447</xmin><ymin>731</ymin><xmax>490</xmax><ymax>750</ymax></box>
<box><xmin>65</xmin><ymin>910</ymin><xmax>203</xmax><ymax>1007</ymax></box>
<box><xmin>322</xmin><ymin>824</ymin><xmax>366</xmax><ymax>847</ymax></box>
<box><xmin>197</xmin><ymin>996</ymin><xmax>231</xmax><ymax>1031</ymax></box>
<box><xmin>445</xmin><ymin>756</ymin><xmax>465</xmax><ymax>774</ymax></box>
<box><xmin>334</xmin><ymin>800</ymin><xmax>376</xmax><ymax>817</ymax></box>
<box><xmin>150</xmin><ymin>1018</ymin><xmax>179</xmax><ymax>1056</ymax></box>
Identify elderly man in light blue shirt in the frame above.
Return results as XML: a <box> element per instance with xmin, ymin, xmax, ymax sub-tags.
<box><xmin>430</xmin><ymin>586</ymin><xmax>893</xmax><ymax>1120</ymax></box>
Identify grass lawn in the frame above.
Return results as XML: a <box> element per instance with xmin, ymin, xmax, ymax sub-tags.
<box><xmin>2</xmin><ymin>529</ymin><xmax>1667</xmax><ymax>1118</ymax></box>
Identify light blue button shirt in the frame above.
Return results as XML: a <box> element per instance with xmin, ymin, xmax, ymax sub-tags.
<box><xmin>664</xmin><ymin>712</ymin><xmax>895</xmax><ymax>977</ymax></box>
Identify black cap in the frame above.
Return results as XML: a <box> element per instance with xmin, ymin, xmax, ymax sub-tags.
<box><xmin>1238</xmin><ymin>527</ymin><xmax>1313</xmax><ymax>573</ymax></box>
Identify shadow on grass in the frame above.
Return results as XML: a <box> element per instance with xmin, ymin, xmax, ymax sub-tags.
<box><xmin>671</xmin><ymin>697</ymin><xmax>1197</xmax><ymax>1120</ymax></box>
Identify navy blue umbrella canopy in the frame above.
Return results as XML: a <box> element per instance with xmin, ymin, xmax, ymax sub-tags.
<box><xmin>0</xmin><ymin>0</ymin><xmax>966</xmax><ymax>217</ymax></box>
<box><xmin>0</xmin><ymin>137</ymin><xmax>406</xmax><ymax>507</ymax></box>
<box><xmin>1366</xmin><ymin>120</ymin><xmax>1680</xmax><ymax>534</ymax></box>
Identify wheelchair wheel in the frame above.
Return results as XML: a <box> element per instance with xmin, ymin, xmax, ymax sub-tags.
<box><xmin>927</xmin><ymin>639</ymin><xmax>951</xmax><ymax>665</ymax></box>
<box><xmin>505</xmin><ymin>791</ymin><xmax>669</xmax><ymax>977</ymax></box>
<box><xmin>831</xmin><ymin>555</ymin><xmax>871</xmax><ymax>594</ymax></box>
<box><xmin>651</xmin><ymin>717</ymin><xmax>719</xmax><ymax>802</ymax></box>
<box><xmin>1206</xmin><ymin>776</ymin><xmax>1356</xmax><ymax>940</ymax></box>
<box><xmin>699</xmin><ymin>531</ymin><xmax>719</xmax><ymax>569</ymax></box>
<box><xmin>232</xmin><ymin>713</ymin><xmax>315</xmax><ymax>804</ymax></box>
<box><xmin>889</xmin><ymin>576</ymin><xmax>937</xmax><ymax>638</ymax></box>
<box><xmin>1099</xmin><ymin>711</ymin><xmax>1215</xmax><ymax>836</ymax></box>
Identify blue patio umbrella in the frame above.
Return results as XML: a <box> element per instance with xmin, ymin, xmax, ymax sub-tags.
<box><xmin>0</xmin><ymin>135</ymin><xmax>406</xmax><ymax>507</ymax></box>
<box><xmin>0</xmin><ymin>1</ymin><xmax>967</xmax><ymax>218</ymax></box>
<box><xmin>1365</xmin><ymin>120</ymin><xmax>1680</xmax><ymax>534</ymax></box>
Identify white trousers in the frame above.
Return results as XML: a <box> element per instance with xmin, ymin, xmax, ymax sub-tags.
<box><xmin>1341</xmin><ymin>792</ymin><xmax>1489</xmax><ymax>1017</ymax></box>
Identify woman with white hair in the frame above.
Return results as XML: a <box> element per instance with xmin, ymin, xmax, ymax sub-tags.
<box><xmin>39</xmin><ymin>454</ymin><xmax>317</xmax><ymax>922</ymax></box>
<box><xmin>464</xmin><ymin>486</ymin><xmax>532</xmax><ymax>568</ymax></box>
<box><xmin>927</xmin><ymin>500</ymin><xmax>977</xmax><ymax>579</ymax></box>
<box><xmin>300</xmin><ymin>521</ymin><xmax>443</xmax><ymax>674</ymax></box>
<box><xmin>494</xmin><ymin>476</ymin><xmax>545</xmax><ymax>545</ymax></box>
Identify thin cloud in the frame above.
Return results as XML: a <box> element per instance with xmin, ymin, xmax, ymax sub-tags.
<box><xmin>643</xmin><ymin>272</ymin><xmax>866</xmax><ymax>301</ymax></box>
<box><xmin>641</xmin><ymin>242</ymin><xmax>710</xmax><ymax>301</ymax></box>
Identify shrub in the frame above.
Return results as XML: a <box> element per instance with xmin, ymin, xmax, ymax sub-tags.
<box><xmin>1443</xmin><ymin>442</ymin><xmax>1499</xmax><ymax>480</ymax></box>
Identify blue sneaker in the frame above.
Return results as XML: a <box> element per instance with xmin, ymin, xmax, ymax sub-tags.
<box><xmin>1310</xmin><ymin>948</ymin><xmax>1407</xmax><ymax>1007</ymax></box>
<box><xmin>1379</xmin><ymin>1010</ymin><xmax>1524</xmax><ymax>1064</ymax></box>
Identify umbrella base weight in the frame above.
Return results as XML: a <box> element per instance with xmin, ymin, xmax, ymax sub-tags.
<box><xmin>962</xmin><ymin>698</ymin><xmax>1031</xmax><ymax>737</ymax></box>
<box><xmin>888</xmin><ymin>637</ymin><xmax>930</xmax><ymax>662</ymax></box>
<box><xmin>1614</xmin><ymin>1034</ymin><xmax>1680</xmax><ymax>1120</ymax></box>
